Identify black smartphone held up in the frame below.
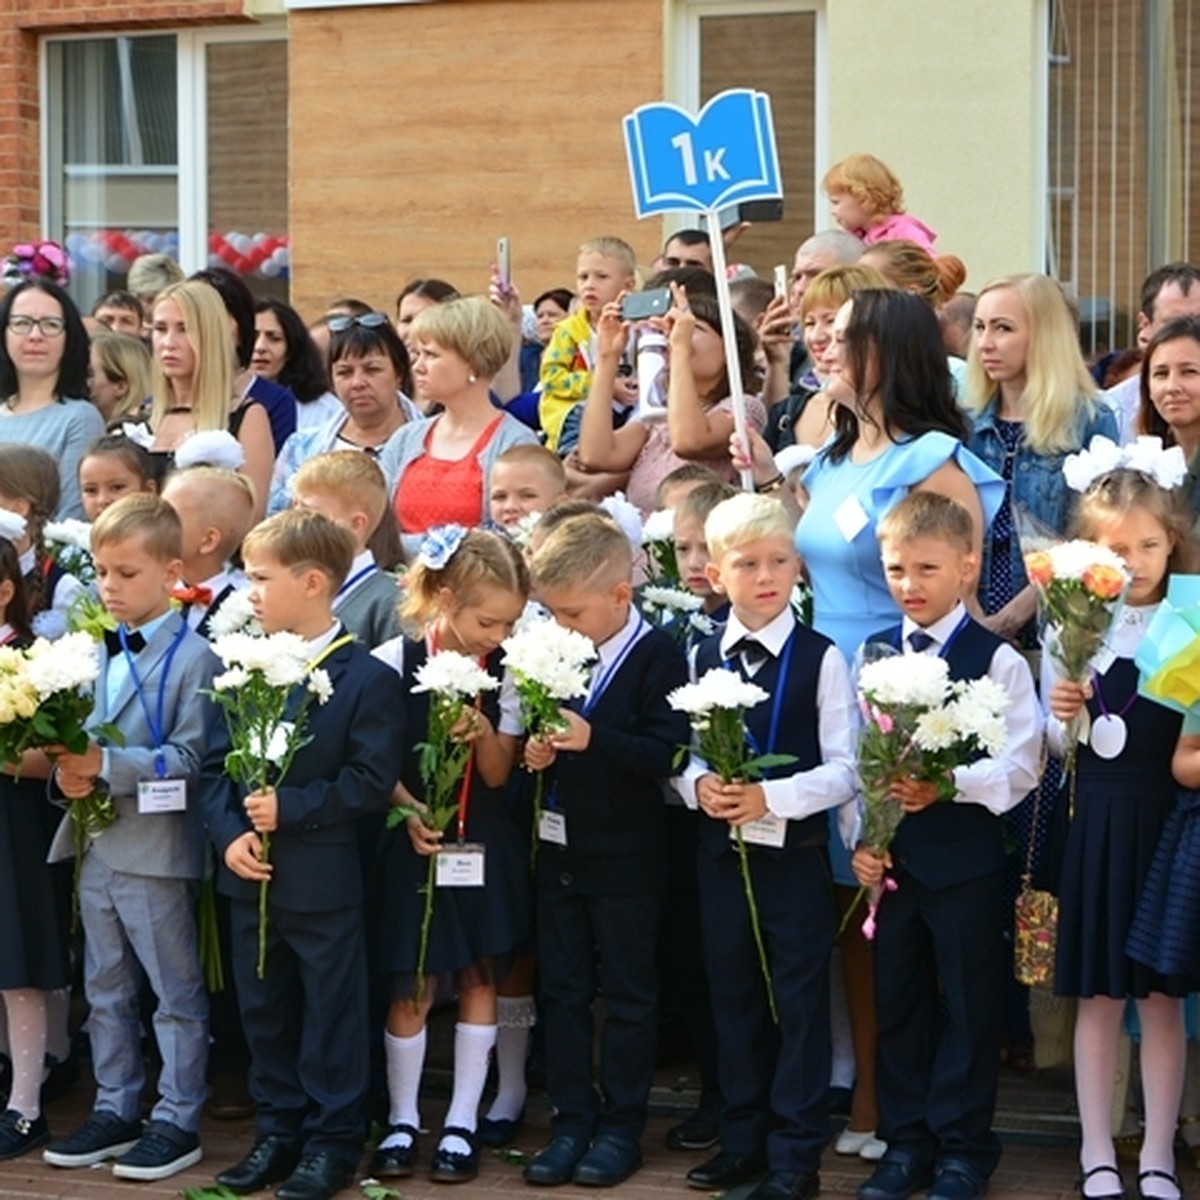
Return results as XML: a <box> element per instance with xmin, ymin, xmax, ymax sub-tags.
<box><xmin>620</xmin><ymin>288</ymin><xmax>672</xmax><ymax>321</ymax></box>
<box><xmin>738</xmin><ymin>198</ymin><xmax>784</xmax><ymax>223</ymax></box>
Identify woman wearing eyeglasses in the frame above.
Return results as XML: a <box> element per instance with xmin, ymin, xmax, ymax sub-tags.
<box><xmin>0</xmin><ymin>279</ymin><xmax>105</xmax><ymax>521</ymax></box>
<box><xmin>380</xmin><ymin>297</ymin><xmax>538</xmax><ymax>559</ymax></box>
<box><xmin>268</xmin><ymin>312</ymin><xmax>420</xmax><ymax>515</ymax></box>
<box><xmin>146</xmin><ymin>279</ymin><xmax>276</xmax><ymax>521</ymax></box>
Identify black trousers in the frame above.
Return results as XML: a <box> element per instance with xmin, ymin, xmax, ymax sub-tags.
<box><xmin>700</xmin><ymin>843</ymin><xmax>835</xmax><ymax>1174</ymax></box>
<box><xmin>873</xmin><ymin>866</ymin><xmax>1005</xmax><ymax>1179</ymax></box>
<box><xmin>229</xmin><ymin>899</ymin><xmax>368</xmax><ymax>1166</ymax></box>
<box><xmin>537</xmin><ymin>885</ymin><xmax>661</xmax><ymax>1142</ymax></box>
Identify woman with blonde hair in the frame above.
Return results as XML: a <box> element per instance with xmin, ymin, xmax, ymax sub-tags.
<box><xmin>89</xmin><ymin>332</ymin><xmax>152</xmax><ymax>426</ymax></box>
<box><xmin>147</xmin><ymin>279</ymin><xmax>274</xmax><ymax>519</ymax></box>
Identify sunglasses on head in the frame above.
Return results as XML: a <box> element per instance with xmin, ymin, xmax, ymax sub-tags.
<box><xmin>327</xmin><ymin>312</ymin><xmax>390</xmax><ymax>333</ymax></box>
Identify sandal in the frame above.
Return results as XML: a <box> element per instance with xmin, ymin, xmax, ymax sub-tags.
<box><xmin>1137</xmin><ymin>1168</ymin><xmax>1181</xmax><ymax>1200</ymax></box>
<box><xmin>1077</xmin><ymin>1164</ymin><xmax>1125</xmax><ymax>1199</ymax></box>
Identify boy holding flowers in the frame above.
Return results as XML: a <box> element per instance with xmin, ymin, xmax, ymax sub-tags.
<box><xmin>852</xmin><ymin>492</ymin><xmax>1042</xmax><ymax>1200</ymax></box>
<box><xmin>197</xmin><ymin>509</ymin><xmax>404</xmax><ymax>1200</ymax></box>
<box><xmin>674</xmin><ymin>492</ymin><xmax>858</xmax><ymax>1200</ymax></box>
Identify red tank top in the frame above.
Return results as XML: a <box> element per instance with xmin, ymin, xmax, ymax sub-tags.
<box><xmin>395</xmin><ymin>415</ymin><xmax>503</xmax><ymax>534</ymax></box>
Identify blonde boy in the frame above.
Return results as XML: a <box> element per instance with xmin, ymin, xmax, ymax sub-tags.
<box><xmin>291</xmin><ymin>450</ymin><xmax>400</xmax><ymax>648</ymax></box>
<box><xmin>161</xmin><ymin>467</ymin><xmax>254</xmax><ymax>637</ymax></box>
<box><xmin>488</xmin><ymin>443</ymin><xmax>568</xmax><ymax>532</ymax></box>
<box><xmin>539</xmin><ymin>236</ymin><xmax>638</xmax><ymax>452</ymax></box>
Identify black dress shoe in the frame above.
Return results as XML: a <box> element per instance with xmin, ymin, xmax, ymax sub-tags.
<box><xmin>478</xmin><ymin>1111</ymin><xmax>523</xmax><ymax>1148</ymax></box>
<box><xmin>369</xmin><ymin>1124</ymin><xmax>418</xmax><ymax>1179</ymax></box>
<box><xmin>572</xmin><ymin>1134</ymin><xmax>643</xmax><ymax>1187</ymax></box>
<box><xmin>858</xmin><ymin>1154</ymin><xmax>937</xmax><ymax>1200</ymax></box>
<box><xmin>746</xmin><ymin>1169</ymin><xmax>821</xmax><ymax>1200</ymax></box>
<box><xmin>1137</xmin><ymin>1168</ymin><xmax>1181</xmax><ymax>1200</ymax></box>
<box><xmin>216</xmin><ymin>1134</ymin><xmax>302</xmax><ymax>1193</ymax></box>
<box><xmin>666</xmin><ymin>1104</ymin><xmax>720</xmax><ymax>1151</ymax></box>
<box><xmin>276</xmin><ymin>1152</ymin><xmax>356</xmax><ymax>1200</ymax></box>
<box><xmin>1077</xmin><ymin>1164</ymin><xmax>1125</xmax><ymax>1199</ymax></box>
<box><xmin>429</xmin><ymin>1127</ymin><xmax>479</xmax><ymax>1184</ymax></box>
<box><xmin>928</xmin><ymin>1162</ymin><xmax>988</xmax><ymax>1200</ymax></box>
<box><xmin>524</xmin><ymin>1134</ymin><xmax>590</xmax><ymax>1186</ymax></box>
<box><xmin>687</xmin><ymin>1149</ymin><xmax>770</xmax><ymax>1190</ymax></box>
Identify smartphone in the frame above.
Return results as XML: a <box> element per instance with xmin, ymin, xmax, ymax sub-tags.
<box><xmin>496</xmin><ymin>236</ymin><xmax>511</xmax><ymax>290</ymax></box>
<box><xmin>620</xmin><ymin>288</ymin><xmax>671</xmax><ymax>321</ymax></box>
<box><xmin>738</xmin><ymin>198</ymin><xmax>784</xmax><ymax>223</ymax></box>
<box><xmin>773</xmin><ymin>264</ymin><xmax>788</xmax><ymax>299</ymax></box>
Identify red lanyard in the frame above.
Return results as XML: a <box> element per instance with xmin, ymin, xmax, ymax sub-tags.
<box><xmin>429</xmin><ymin>625</ymin><xmax>483</xmax><ymax>844</ymax></box>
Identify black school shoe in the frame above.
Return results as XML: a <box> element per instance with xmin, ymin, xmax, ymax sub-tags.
<box><xmin>0</xmin><ymin>1109</ymin><xmax>49</xmax><ymax>1161</ymax></box>
<box><xmin>857</xmin><ymin>1153</ymin><xmax>936</xmax><ymax>1200</ymax></box>
<box><xmin>746</xmin><ymin>1169</ymin><xmax>822</xmax><ymax>1200</ymax></box>
<box><xmin>927</xmin><ymin>1161</ymin><xmax>989</xmax><ymax>1200</ymax></box>
<box><xmin>666</xmin><ymin>1103</ymin><xmax>720</xmax><ymax>1151</ymax></box>
<box><xmin>216</xmin><ymin>1133</ymin><xmax>302</xmax><ymax>1193</ymax></box>
<box><xmin>572</xmin><ymin>1134</ymin><xmax>643</xmax><ymax>1187</ymax></box>
<box><xmin>275</xmin><ymin>1151</ymin><xmax>357</xmax><ymax>1200</ymax></box>
<box><xmin>43</xmin><ymin>1109</ymin><xmax>143</xmax><ymax>1168</ymax></box>
<box><xmin>369</xmin><ymin>1123</ymin><xmax>419</xmax><ymax>1178</ymax></box>
<box><xmin>111</xmin><ymin>1119</ymin><xmax>202</xmax><ymax>1181</ymax></box>
<box><xmin>429</xmin><ymin>1126</ymin><xmax>480</xmax><ymax>1183</ymax></box>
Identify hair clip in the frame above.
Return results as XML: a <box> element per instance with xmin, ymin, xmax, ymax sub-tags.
<box><xmin>0</xmin><ymin>509</ymin><xmax>28</xmax><ymax>545</ymax></box>
<box><xmin>174</xmin><ymin>429</ymin><xmax>246</xmax><ymax>472</ymax></box>
<box><xmin>417</xmin><ymin>524</ymin><xmax>468</xmax><ymax>570</ymax></box>
<box><xmin>1063</xmin><ymin>434</ymin><xmax>1188</xmax><ymax>494</ymax></box>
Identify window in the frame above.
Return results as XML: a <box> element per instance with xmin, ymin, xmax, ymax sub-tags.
<box><xmin>44</xmin><ymin>27</ymin><xmax>288</xmax><ymax>312</ymax></box>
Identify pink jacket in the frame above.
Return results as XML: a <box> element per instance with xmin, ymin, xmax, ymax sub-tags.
<box><xmin>862</xmin><ymin>212</ymin><xmax>937</xmax><ymax>253</ymax></box>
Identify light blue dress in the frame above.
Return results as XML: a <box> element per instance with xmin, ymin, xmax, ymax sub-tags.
<box><xmin>795</xmin><ymin>431</ymin><xmax>1004</xmax><ymax>883</ymax></box>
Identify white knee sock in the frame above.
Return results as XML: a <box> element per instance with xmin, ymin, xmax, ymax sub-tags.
<box><xmin>2</xmin><ymin>989</ymin><xmax>48</xmax><ymax>1120</ymax></box>
<box><xmin>44</xmin><ymin>988</ymin><xmax>71</xmax><ymax>1063</ymax></box>
<box><xmin>382</xmin><ymin>1029</ymin><xmax>426</xmax><ymax>1150</ymax></box>
<box><xmin>485</xmin><ymin>996</ymin><xmax>534</xmax><ymax>1123</ymax></box>
<box><xmin>1074</xmin><ymin>997</ymin><xmax>1124</xmax><ymax>1189</ymax></box>
<box><xmin>1137</xmin><ymin>995</ymin><xmax>1185</xmax><ymax>1200</ymax></box>
<box><xmin>440</xmin><ymin>1022</ymin><xmax>497</xmax><ymax>1155</ymax></box>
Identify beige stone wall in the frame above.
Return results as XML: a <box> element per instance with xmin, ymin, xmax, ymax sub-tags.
<box><xmin>288</xmin><ymin>0</ymin><xmax>665</xmax><ymax>321</ymax></box>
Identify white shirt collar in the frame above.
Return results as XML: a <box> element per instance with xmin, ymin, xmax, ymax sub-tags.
<box><xmin>336</xmin><ymin>550</ymin><xmax>378</xmax><ymax>603</ymax></box>
<box><xmin>719</xmin><ymin>605</ymin><xmax>795</xmax><ymax>661</ymax></box>
<box><xmin>901</xmin><ymin>601</ymin><xmax>966</xmax><ymax>653</ymax></box>
<box><xmin>18</xmin><ymin>546</ymin><xmax>34</xmax><ymax>575</ymax></box>
<box><xmin>593</xmin><ymin>604</ymin><xmax>646</xmax><ymax>668</ymax></box>
<box><xmin>1110</xmin><ymin>601</ymin><xmax>1159</xmax><ymax>658</ymax></box>
<box><xmin>304</xmin><ymin>622</ymin><xmax>343</xmax><ymax>659</ymax></box>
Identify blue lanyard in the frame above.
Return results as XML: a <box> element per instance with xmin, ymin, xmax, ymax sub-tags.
<box><xmin>936</xmin><ymin>611</ymin><xmax>969</xmax><ymax>660</ymax></box>
<box><xmin>336</xmin><ymin>562</ymin><xmax>378</xmax><ymax>599</ymax></box>
<box><xmin>121</xmin><ymin>620</ymin><xmax>189</xmax><ymax>779</ymax></box>
<box><xmin>583</xmin><ymin>614</ymin><xmax>645</xmax><ymax>716</ymax></box>
<box><xmin>724</xmin><ymin>627</ymin><xmax>794</xmax><ymax>757</ymax></box>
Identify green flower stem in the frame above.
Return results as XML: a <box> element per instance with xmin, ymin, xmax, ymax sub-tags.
<box><xmin>530</xmin><ymin>769</ymin><xmax>545</xmax><ymax>873</ymax></box>
<box><xmin>198</xmin><ymin>877</ymin><xmax>224</xmax><ymax>992</ymax></box>
<box><xmin>837</xmin><ymin>885</ymin><xmax>868</xmax><ymax>937</ymax></box>
<box><xmin>734</xmin><ymin>825</ymin><xmax>778</xmax><ymax>1023</ymax></box>
<box><xmin>413</xmin><ymin>852</ymin><xmax>437</xmax><ymax>1002</ymax></box>
<box><xmin>256</xmin><ymin>831</ymin><xmax>271</xmax><ymax>980</ymax></box>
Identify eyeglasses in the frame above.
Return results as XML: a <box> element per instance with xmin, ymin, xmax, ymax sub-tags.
<box><xmin>7</xmin><ymin>315</ymin><xmax>66</xmax><ymax>337</ymax></box>
<box><xmin>327</xmin><ymin>312</ymin><xmax>390</xmax><ymax>333</ymax></box>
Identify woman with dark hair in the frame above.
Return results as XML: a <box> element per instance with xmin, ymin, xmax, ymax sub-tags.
<box><xmin>252</xmin><ymin>299</ymin><xmax>341</xmax><ymax>430</ymax></box>
<box><xmin>191</xmin><ymin>266</ymin><xmax>297</xmax><ymax>454</ymax></box>
<box><xmin>0</xmin><ymin>279</ymin><xmax>105</xmax><ymax>518</ymax></box>
<box><xmin>575</xmin><ymin>284</ymin><xmax>766</xmax><ymax>514</ymax></box>
<box><xmin>394</xmin><ymin>278</ymin><xmax>460</xmax><ymax>354</ymax></box>
<box><xmin>269</xmin><ymin>313</ymin><xmax>420</xmax><ymax>514</ymax></box>
<box><xmin>1139</xmin><ymin>315</ymin><xmax>1200</xmax><ymax>527</ymax></box>
<box><xmin>519</xmin><ymin>288</ymin><xmax>575</xmax><ymax>394</ymax></box>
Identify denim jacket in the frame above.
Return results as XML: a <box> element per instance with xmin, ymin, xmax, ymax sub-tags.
<box><xmin>968</xmin><ymin>394</ymin><xmax>1118</xmax><ymax>596</ymax></box>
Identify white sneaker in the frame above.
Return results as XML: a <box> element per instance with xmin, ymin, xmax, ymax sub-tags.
<box><xmin>834</xmin><ymin>1128</ymin><xmax>877</xmax><ymax>1155</ymax></box>
<box><xmin>859</xmin><ymin>1135</ymin><xmax>888</xmax><ymax>1161</ymax></box>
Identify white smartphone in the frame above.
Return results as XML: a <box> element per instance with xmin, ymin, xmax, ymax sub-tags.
<box><xmin>773</xmin><ymin>263</ymin><xmax>788</xmax><ymax>299</ymax></box>
<box><xmin>496</xmin><ymin>236</ymin><xmax>511</xmax><ymax>291</ymax></box>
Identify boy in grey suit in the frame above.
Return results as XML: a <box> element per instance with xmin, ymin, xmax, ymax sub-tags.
<box><xmin>43</xmin><ymin>494</ymin><xmax>216</xmax><ymax>1183</ymax></box>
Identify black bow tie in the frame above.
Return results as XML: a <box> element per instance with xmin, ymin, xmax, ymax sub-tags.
<box><xmin>104</xmin><ymin>628</ymin><xmax>146</xmax><ymax>656</ymax></box>
<box><xmin>729</xmin><ymin>636</ymin><xmax>770</xmax><ymax>670</ymax></box>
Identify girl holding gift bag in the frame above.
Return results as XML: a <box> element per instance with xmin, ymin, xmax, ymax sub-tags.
<box><xmin>1046</xmin><ymin>442</ymin><xmax>1197</xmax><ymax>1200</ymax></box>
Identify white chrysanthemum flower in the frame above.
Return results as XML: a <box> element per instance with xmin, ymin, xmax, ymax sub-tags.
<box><xmin>213</xmin><ymin>665</ymin><xmax>249</xmax><ymax>692</ymax></box>
<box><xmin>858</xmin><ymin>654</ymin><xmax>949</xmax><ymax>709</ymax></box>
<box><xmin>501</xmin><ymin>621</ymin><xmax>596</xmax><ymax>700</ymax></box>
<box><xmin>642</xmin><ymin>585</ymin><xmax>702</xmax><ymax>613</ymax></box>
<box><xmin>689</xmin><ymin>612</ymin><xmax>716</xmax><ymax>636</ymax></box>
<box><xmin>668</xmin><ymin>667</ymin><xmax>770</xmax><ymax>717</ymax></box>
<box><xmin>43</xmin><ymin>518</ymin><xmax>93</xmax><ymax>552</ymax></box>
<box><xmin>264</xmin><ymin>721</ymin><xmax>295</xmax><ymax>765</ymax></box>
<box><xmin>308</xmin><ymin>668</ymin><xmax>333</xmax><ymax>705</ymax></box>
<box><xmin>23</xmin><ymin>632</ymin><xmax>101</xmax><ymax>697</ymax></box>
<box><xmin>413</xmin><ymin>650</ymin><xmax>500</xmax><ymax>700</ymax></box>
<box><xmin>641</xmin><ymin>508</ymin><xmax>676</xmax><ymax>544</ymax></box>
<box><xmin>913</xmin><ymin>707</ymin><xmax>959</xmax><ymax>752</ymax></box>
<box><xmin>508</xmin><ymin>511</ymin><xmax>542</xmax><ymax>551</ymax></box>
<box><xmin>206</xmin><ymin>589</ymin><xmax>258</xmax><ymax>639</ymax></box>
<box><xmin>1047</xmin><ymin>539</ymin><xmax>1127</xmax><ymax>581</ymax></box>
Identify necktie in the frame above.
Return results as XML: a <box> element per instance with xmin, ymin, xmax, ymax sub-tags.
<box><xmin>730</xmin><ymin>637</ymin><xmax>770</xmax><ymax>671</ymax></box>
<box><xmin>104</xmin><ymin>627</ymin><xmax>146</xmax><ymax>656</ymax></box>
<box><xmin>173</xmin><ymin>585</ymin><xmax>213</xmax><ymax>607</ymax></box>
<box><xmin>908</xmin><ymin>630</ymin><xmax>936</xmax><ymax>654</ymax></box>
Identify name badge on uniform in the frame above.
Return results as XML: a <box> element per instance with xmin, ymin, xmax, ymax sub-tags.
<box><xmin>733</xmin><ymin>812</ymin><xmax>787</xmax><ymax>848</ymax></box>
<box><xmin>833</xmin><ymin>493</ymin><xmax>869</xmax><ymax>543</ymax></box>
<box><xmin>539</xmin><ymin>810</ymin><xmax>568</xmax><ymax>846</ymax></box>
<box><xmin>138</xmin><ymin>778</ymin><xmax>187</xmax><ymax>814</ymax></box>
<box><xmin>436</xmin><ymin>843</ymin><xmax>486</xmax><ymax>888</ymax></box>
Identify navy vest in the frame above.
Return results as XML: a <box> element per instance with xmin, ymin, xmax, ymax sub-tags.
<box><xmin>866</xmin><ymin>617</ymin><xmax>1007</xmax><ymax>890</ymax></box>
<box><xmin>694</xmin><ymin>618</ymin><xmax>831</xmax><ymax>858</ymax></box>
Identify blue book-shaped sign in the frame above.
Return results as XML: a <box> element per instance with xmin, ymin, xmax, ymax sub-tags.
<box><xmin>623</xmin><ymin>89</ymin><xmax>782</xmax><ymax>217</ymax></box>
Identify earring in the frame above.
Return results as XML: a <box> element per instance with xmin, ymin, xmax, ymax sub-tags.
<box><xmin>468</xmin><ymin>373</ymin><xmax>477</xmax><ymax>383</ymax></box>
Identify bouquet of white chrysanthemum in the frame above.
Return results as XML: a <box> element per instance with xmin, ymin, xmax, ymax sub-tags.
<box><xmin>501</xmin><ymin>620</ymin><xmax>595</xmax><ymax>868</ymax></box>
<box><xmin>207</xmin><ymin>630</ymin><xmax>335</xmax><ymax>978</ymax></box>
<box><xmin>0</xmin><ymin>632</ymin><xmax>123</xmax><ymax>925</ymax></box>
<box><xmin>204</xmin><ymin>588</ymin><xmax>260</xmax><ymax>641</ymax></box>
<box><xmin>669</xmin><ymin>667</ymin><xmax>798</xmax><ymax>1023</ymax></box>
<box><xmin>640</xmin><ymin>507</ymin><xmax>680</xmax><ymax>585</ymax></box>
<box><xmin>505</xmin><ymin>511</ymin><xmax>542</xmax><ymax>552</ymax></box>
<box><xmin>394</xmin><ymin>650</ymin><xmax>500</xmax><ymax>999</ymax></box>
<box><xmin>850</xmin><ymin>653</ymin><xmax>1009</xmax><ymax>937</ymax></box>
<box><xmin>638</xmin><ymin>584</ymin><xmax>707</xmax><ymax>644</ymax></box>
<box><xmin>44</xmin><ymin>519</ymin><xmax>95</xmax><ymax>586</ymax></box>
